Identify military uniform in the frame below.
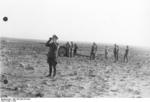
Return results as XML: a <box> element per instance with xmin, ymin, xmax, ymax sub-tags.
<box><xmin>105</xmin><ymin>47</ymin><xmax>108</xmax><ymax>60</ymax></box>
<box><xmin>124</xmin><ymin>46</ymin><xmax>129</xmax><ymax>62</ymax></box>
<box><xmin>70</xmin><ymin>42</ymin><xmax>74</xmax><ymax>57</ymax></box>
<box><xmin>90</xmin><ymin>43</ymin><xmax>97</xmax><ymax>60</ymax></box>
<box><xmin>45</xmin><ymin>35</ymin><xmax>59</xmax><ymax>77</ymax></box>
<box><xmin>116</xmin><ymin>46</ymin><xmax>119</xmax><ymax>61</ymax></box>
<box><xmin>46</xmin><ymin>42</ymin><xmax>58</xmax><ymax>66</ymax></box>
<box><xmin>66</xmin><ymin>42</ymin><xmax>70</xmax><ymax>57</ymax></box>
<box><xmin>74</xmin><ymin>44</ymin><xmax>78</xmax><ymax>55</ymax></box>
<box><xmin>113</xmin><ymin>44</ymin><xmax>117</xmax><ymax>62</ymax></box>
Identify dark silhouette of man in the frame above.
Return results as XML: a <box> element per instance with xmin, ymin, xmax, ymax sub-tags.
<box><xmin>66</xmin><ymin>42</ymin><xmax>70</xmax><ymax>57</ymax></box>
<box><xmin>105</xmin><ymin>46</ymin><xmax>108</xmax><ymax>60</ymax></box>
<box><xmin>116</xmin><ymin>45</ymin><xmax>119</xmax><ymax>61</ymax></box>
<box><xmin>90</xmin><ymin>42</ymin><xmax>97</xmax><ymax>60</ymax></box>
<box><xmin>113</xmin><ymin>44</ymin><xmax>117</xmax><ymax>62</ymax></box>
<box><xmin>70</xmin><ymin>42</ymin><xmax>74</xmax><ymax>57</ymax></box>
<box><xmin>45</xmin><ymin>35</ymin><xmax>59</xmax><ymax>77</ymax></box>
<box><xmin>124</xmin><ymin>46</ymin><xmax>129</xmax><ymax>63</ymax></box>
<box><xmin>74</xmin><ymin>43</ymin><xmax>78</xmax><ymax>56</ymax></box>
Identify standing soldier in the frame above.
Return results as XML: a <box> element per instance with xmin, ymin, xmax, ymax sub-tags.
<box><xmin>70</xmin><ymin>42</ymin><xmax>74</xmax><ymax>57</ymax></box>
<box><xmin>72</xmin><ymin>42</ymin><xmax>75</xmax><ymax>57</ymax></box>
<box><xmin>116</xmin><ymin>45</ymin><xmax>119</xmax><ymax>61</ymax></box>
<box><xmin>74</xmin><ymin>43</ymin><xmax>78</xmax><ymax>56</ymax></box>
<box><xmin>124</xmin><ymin>46</ymin><xmax>129</xmax><ymax>62</ymax></box>
<box><xmin>105</xmin><ymin>46</ymin><xmax>108</xmax><ymax>60</ymax></box>
<box><xmin>113</xmin><ymin>44</ymin><xmax>117</xmax><ymax>62</ymax></box>
<box><xmin>66</xmin><ymin>42</ymin><xmax>70</xmax><ymax>57</ymax></box>
<box><xmin>90</xmin><ymin>42</ymin><xmax>97</xmax><ymax>60</ymax></box>
<box><xmin>45</xmin><ymin>35</ymin><xmax>59</xmax><ymax>77</ymax></box>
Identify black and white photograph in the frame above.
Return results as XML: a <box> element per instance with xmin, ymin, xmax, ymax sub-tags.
<box><xmin>0</xmin><ymin>0</ymin><xmax>150</xmax><ymax>101</ymax></box>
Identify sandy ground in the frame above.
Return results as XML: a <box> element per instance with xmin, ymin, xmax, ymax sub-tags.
<box><xmin>0</xmin><ymin>38</ymin><xmax>150</xmax><ymax>98</ymax></box>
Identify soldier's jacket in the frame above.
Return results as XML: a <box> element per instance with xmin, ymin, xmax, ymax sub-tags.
<box><xmin>116</xmin><ymin>47</ymin><xmax>119</xmax><ymax>53</ymax></box>
<box><xmin>91</xmin><ymin>44</ymin><xmax>97</xmax><ymax>54</ymax></box>
<box><xmin>74</xmin><ymin>44</ymin><xmax>78</xmax><ymax>50</ymax></box>
<box><xmin>46</xmin><ymin>42</ymin><xmax>59</xmax><ymax>59</ymax></box>
<box><xmin>113</xmin><ymin>47</ymin><xmax>117</xmax><ymax>54</ymax></box>
<box><xmin>70</xmin><ymin>43</ymin><xmax>74</xmax><ymax>50</ymax></box>
<box><xmin>66</xmin><ymin>43</ymin><xmax>70</xmax><ymax>48</ymax></box>
<box><xmin>125</xmin><ymin>48</ymin><xmax>129</xmax><ymax>56</ymax></box>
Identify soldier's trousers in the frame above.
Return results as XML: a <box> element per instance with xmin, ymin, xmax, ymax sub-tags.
<box><xmin>105</xmin><ymin>54</ymin><xmax>108</xmax><ymax>59</ymax></box>
<box><xmin>90</xmin><ymin>53</ymin><xmax>95</xmax><ymax>60</ymax></box>
<box><xmin>116</xmin><ymin>53</ymin><xmax>119</xmax><ymax>61</ymax></box>
<box><xmin>47</xmin><ymin>57</ymin><xmax>57</xmax><ymax>77</ymax></box>
<box><xmin>114</xmin><ymin>53</ymin><xmax>117</xmax><ymax>62</ymax></box>
<box><xmin>124</xmin><ymin>55</ymin><xmax>128</xmax><ymax>62</ymax></box>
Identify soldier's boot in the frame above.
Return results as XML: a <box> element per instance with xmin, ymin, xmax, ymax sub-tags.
<box><xmin>53</xmin><ymin>66</ymin><xmax>56</xmax><ymax>77</ymax></box>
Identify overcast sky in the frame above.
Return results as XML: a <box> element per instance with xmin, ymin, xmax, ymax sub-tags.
<box><xmin>0</xmin><ymin>0</ymin><xmax>150</xmax><ymax>47</ymax></box>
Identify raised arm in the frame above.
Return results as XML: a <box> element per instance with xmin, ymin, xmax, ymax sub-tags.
<box><xmin>45</xmin><ymin>38</ymin><xmax>52</xmax><ymax>47</ymax></box>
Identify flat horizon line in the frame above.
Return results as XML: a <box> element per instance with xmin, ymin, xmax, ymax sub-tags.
<box><xmin>1</xmin><ymin>36</ymin><xmax>150</xmax><ymax>50</ymax></box>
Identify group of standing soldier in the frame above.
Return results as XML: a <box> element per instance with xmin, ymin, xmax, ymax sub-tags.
<box><xmin>65</xmin><ymin>42</ymin><xmax>78</xmax><ymax>57</ymax></box>
<box><xmin>90</xmin><ymin>43</ymin><xmax>129</xmax><ymax>63</ymax></box>
<box><xmin>45</xmin><ymin>35</ymin><xmax>129</xmax><ymax>78</ymax></box>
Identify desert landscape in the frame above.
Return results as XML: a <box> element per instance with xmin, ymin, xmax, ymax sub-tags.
<box><xmin>0</xmin><ymin>37</ymin><xmax>150</xmax><ymax>98</ymax></box>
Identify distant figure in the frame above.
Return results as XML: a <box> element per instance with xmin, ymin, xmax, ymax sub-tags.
<box><xmin>113</xmin><ymin>44</ymin><xmax>117</xmax><ymax>62</ymax></box>
<box><xmin>90</xmin><ymin>42</ymin><xmax>97</xmax><ymax>60</ymax></box>
<box><xmin>124</xmin><ymin>46</ymin><xmax>129</xmax><ymax>63</ymax></box>
<box><xmin>74</xmin><ymin>43</ymin><xmax>78</xmax><ymax>56</ymax></box>
<box><xmin>66</xmin><ymin>42</ymin><xmax>70</xmax><ymax>57</ymax></box>
<box><xmin>70</xmin><ymin>42</ymin><xmax>74</xmax><ymax>57</ymax></box>
<box><xmin>105</xmin><ymin>46</ymin><xmax>108</xmax><ymax>60</ymax></box>
<box><xmin>45</xmin><ymin>35</ymin><xmax>59</xmax><ymax>77</ymax></box>
<box><xmin>116</xmin><ymin>45</ymin><xmax>119</xmax><ymax>61</ymax></box>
